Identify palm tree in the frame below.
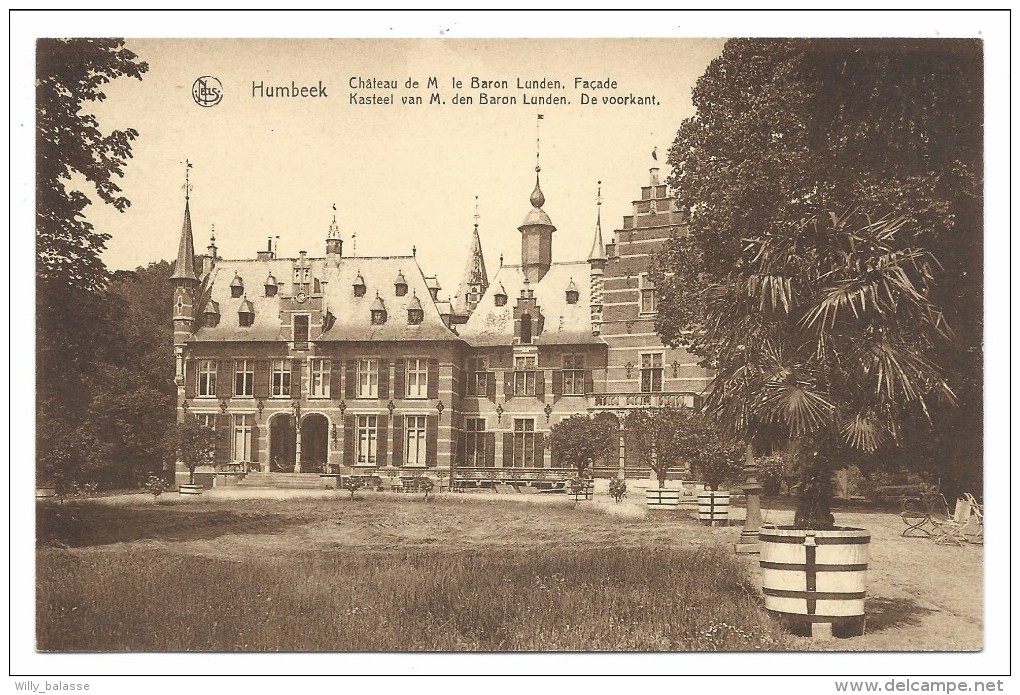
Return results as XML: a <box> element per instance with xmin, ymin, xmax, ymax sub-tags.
<box><xmin>700</xmin><ymin>210</ymin><xmax>956</xmax><ymax>528</ymax></box>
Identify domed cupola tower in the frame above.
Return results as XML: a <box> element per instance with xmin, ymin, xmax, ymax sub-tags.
<box><xmin>519</xmin><ymin>116</ymin><xmax>556</xmax><ymax>283</ymax></box>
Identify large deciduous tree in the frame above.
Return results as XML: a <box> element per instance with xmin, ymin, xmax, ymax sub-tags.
<box><xmin>36</xmin><ymin>39</ymin><xmax>149</xmax><ymax>486</ymax></box>
<box><xmin>656</xmin><ymin>39</ymin><xmax>981</xmax><ymax>526</ymax></box>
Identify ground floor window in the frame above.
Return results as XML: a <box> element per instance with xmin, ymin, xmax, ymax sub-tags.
<box><xmin>232</xmin><ymin>414</ymin><xmax>254</xmax><ymax>461</ymax></box>
<box><xmin>512</xmin><ymin>418</ymin><xmax>536</xmax><ymax>467</ymax></box>
<box><xmin>465</xmin><ymin>418</ymin><xmax>487</xmax><ymax>466</ymax></box>
<box><xmin>405</xmin><ymin>415</ymin><xmax>426</xmax><ymax>465</ymax></box>
<box><xmin>197</xmin><ymin>414</ymin><xmax>216</xmax><ymax>430</ymax></box>
<box><xmin>357</xmin><ymin>415</ymin><xmax>378</xmax><ymax>465</ymax></box>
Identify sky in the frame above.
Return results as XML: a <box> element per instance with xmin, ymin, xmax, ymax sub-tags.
<box><xmin>82</xmin><ymin>38</ymin><xmax>724</xmax><ymax>298</ymax></box>
<box><xmin>11</xmin><ymin>9</ymin><xmax>1012</xmax><ymax>684</ymax></box>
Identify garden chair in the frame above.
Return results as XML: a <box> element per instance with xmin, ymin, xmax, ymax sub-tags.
<box><xmin>961</xmin><ymin>493</ymin><xmax>983</xmax><ymax>544</ymax></box>
<box><xmin>932</xmin><ymin>495</ymin><xmax>979</xmax><ymax>546</ymax></box>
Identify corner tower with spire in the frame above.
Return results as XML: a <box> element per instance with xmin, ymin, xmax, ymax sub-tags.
<box><xmin>519</xmin><ymin>115</ymin><xmax>556</xmax><ymax>283</ymax></box>
<box><xmin>171</xmin><ymin>162</ymin><xmax>201</xmax><ymax>393</ymax></box>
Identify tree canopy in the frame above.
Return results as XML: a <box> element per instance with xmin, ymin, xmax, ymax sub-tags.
<box><xmin>548</xmin><ymin>414</ymin><xmax>617</xmax><ymax>477</ymax></box>
<box><xmin>655</xmin><ymin>39</ymin><xmax>982</xmax><ymax>509</ymax></box>
<box><xmin>37</xmin><ymin>38</ymin><xmax>148</xmax><ymax>292</ymax></box>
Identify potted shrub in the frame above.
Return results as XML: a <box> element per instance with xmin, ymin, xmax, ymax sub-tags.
<box><xmin>163</xmin><ymin>419</ymin><xmax>217</xmax><ymax>495</ymax></box>
<box><xmin>625</xmin><ymin>409</ymin><xmax>686</xmax><ymax>510</ymax></box>
<box><xmin>608</xmin><ymin>477</ymin><xmax>627</xmax><ymax>504</ymax></box>
<box><xmin>663</xmin><ymin>209</ymin><xmax>956</xmax><ymax>637</ymax></box>
<box><xmin>665</xmin><ymin>407</ymin><xmax>745</xmax><ymax>526</ymax></box>
<box><xmin>548</xmin><ymin>413</ymin><xmax>616</xmax><ymax>487</ymax></box>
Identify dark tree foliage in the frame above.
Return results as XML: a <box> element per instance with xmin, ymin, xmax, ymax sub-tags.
<box><xmin>36</xmin><ymin>39</ymin><xmax>149</xmax><ymax>487</ymax></box>
<box><xmin>548</xmin><ymin>414</ymin><xmax>617</xmax><ymax>477</ymax></box>
<box><xmin>37</xmin><ymin>38</ymin><xmax>148</xmax><ymax>291</ymax></box>
<box><xmin>656</xmin><ymin>39</ymin><xmax>982</xmax><ymax>524</ymax></box>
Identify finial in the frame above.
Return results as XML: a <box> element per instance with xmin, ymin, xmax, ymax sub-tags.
<box><xmin>412</xmin><ymin>244</ymin><xmax>417</xmax><ymax>257</ymax></box>
<box><xmin>534</xmin><ymin>113</ymin><xmax>542</xmax><ymax>172</ymax></box>
<box><xmin>499</xmin><ymin>253</ymin><xmax>504</xmax><ymax>267</ymax></box>
<box><xmin>597</xmin><ymin>181</ymin><xmax>603</xmax><ymax>207</ymax></box>
<box><xmin>474</xmin><ymin>196</ymin><xmax>480</xmax><ymax>228</ymax></box>
<box><xmin>182</xmin><ymin>159</ymin><xmax>193</xmax><ymax>201</ymax></box>
<box><xmin>210</xmin><ymin>223</ymin><xmax>216</xmax><ymax>243</ymax></box>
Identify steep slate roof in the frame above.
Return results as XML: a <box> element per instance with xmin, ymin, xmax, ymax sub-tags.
<box><xmin>459</xmin><ymin>261</ymin><xmax>600</xmax><ymax>347</ymax></box>
<box><xmin>191</xmin><ymin>256</ymin><xmax>459</xmax><ymax>343</ymax></box>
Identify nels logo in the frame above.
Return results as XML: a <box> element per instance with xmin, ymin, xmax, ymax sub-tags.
<box><xmin>192</xmin><ymin>76</ymin><xmax>223</xmax><ymax>107</ymax></box>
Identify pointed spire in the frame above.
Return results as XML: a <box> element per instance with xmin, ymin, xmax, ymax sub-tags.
<box><xmin>455</xmin><ymin>195</ymin><xmax>489</xmax><ymax>315</ymax></box>
<box><xmin>171</xmin><ymin>160</ymin><xmax>198</xmax><ymax>281</ymax></box>
<box><xmin>327</xmin><ymin>203</ymin><xmax>341</xmax><ymax>240</ymax></box>
<box><xmin>588</xmin><ymin>180</ymin><xmax>607</xmax><ymax>263</ymax></box>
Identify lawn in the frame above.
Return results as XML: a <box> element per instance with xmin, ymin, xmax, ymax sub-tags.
<box><xmin>35</xmin><ymin>487</ymin><xmax>982</xmax><ymax>652</ymax></box>
<box><xmin>36</xmin><ymin>493</ymin><xmax>789</xmax><ymax>652</ymax></box>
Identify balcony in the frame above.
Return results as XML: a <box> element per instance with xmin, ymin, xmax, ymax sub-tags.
<box><xmin>589</xmin><ymin>392</ymin><xmax>699</xmax><ymax>409</ymax></box>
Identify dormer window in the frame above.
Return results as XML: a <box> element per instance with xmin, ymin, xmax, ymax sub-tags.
<box><xmin>202</xmin><ymin>300</ymin><xmax>220</xmax><ymax>328</ymax></box>
<box><xmin>494</xmin><ymin>283</ymin><xmax>508</xmax><ymax>307</ymax></box>
<box><xmin>265</xmin><ymin>273</ymin><xmax>278</xmax><ymax>297</ymax></box>
<box><xmin>407</xmin><ymin>292</ymin><xmax>424</xmax><ymax>325</ymax></box>
<box><xmin>565</xmin><ymin>278</ymin><xmax>580</xmax><ymax>305</ymax></box>
<box><xmin>230</xmin><ymin>272</ymin><xmax>244</xmax><ymax>298</ymax></box>
<box><xmin>353</xmin><ymin>271</ymin><xmax>366</xmax><ymax>298</ymax></box>
<box><xmin>394</xmin><ymin>270</ymin><xmax>408</xmax><ymax>297</ymax></box>
<box><xmin>238</xmin><ymin>298</ymin><xmax>255</xmax><ymax>327</ymax></box>
<box><xmin>370</xmin><ymin>293</ymin><xmax>387</xmax><ymax>325</ymax></box>
<box><xmin>425</xmin><ymin>276</ymin><xmax>441</xmax><ymax>301</ymax></box>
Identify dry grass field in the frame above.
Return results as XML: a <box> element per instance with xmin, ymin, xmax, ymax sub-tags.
<box><xmin>35</xmin><ymin>485</ymin><xmax>982</xmax><ymax>652</ymax></box>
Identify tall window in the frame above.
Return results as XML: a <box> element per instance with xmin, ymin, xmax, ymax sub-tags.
<box><xmin>465</xmin><ymin>418</ymin><xmax>487</xmax><ymax>467</ymax></box>
<box><xmin>293</xmin><ymin>315</ymin><xmax>310</xmax><ymax>347</ymax></box>
<box><xmin>271</xmin><ymin>359</ymin><xmax>291</xmax><ymax>397</ymax></box>
<box><xmin>466</xmin><ymin>357</ymin><xmax>488</xmax><ymax>396</ymax></box>
<box><xmin>357</xmin><ymin>359</ymin><xmax>379</xmax><ymax>398</ymax></box>
<box><xmin>512</xmin><ymin>418</ymin><xmax>537</xmax><ymax>467</ymax></box>
<box><xmin>405</xmin><ymin>415</ymin><xmax>427</xmax><ymax>466</ymax></box>
<box><xmin>232</xmin><ymin>414</ymin><xmax>254</xmax><ymax>461</ymax></box>
<box><xmin>234</xmin><ymin>359</ymin><xmax>254</xmax><ymax>397</ymax></box>
<box><xmin>198</xmin><ymin>360</ymin><xmax>217</xmax><ymax>397</ymax></box>
<box><xmin>639</xmin><ymin>274</ymin><xmax>657</xmax><ymax>315</ymax></box>
<box><xmin>513</xmin><ymin>355</ymin><xmax>537</xmax><ymax>396</ymax></box>
<box><xmin>356</xmin><ymin>415</ymin><xmax>378</xmax><ymax>465</ymax></box>
<box><xmin>562</xmin><ymin>355</ymin><xmax>585</xmax><ymax>395</ymax></box>
<box><xmin>640</xmin><ymin>352</ymin><xmax>664</xmax><ymax>393</ymax></box>
<box><xmin>309</xmin><ymin>358</ymin><xmax>330</xmax><ymax>398</ymax></box>
<box><xmin>405</xmin><ymin>358</ymin><xmax>428</xmax><ymax>399</ymax></box>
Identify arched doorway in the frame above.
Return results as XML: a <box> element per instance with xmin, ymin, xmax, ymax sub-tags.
<box><xmin>300</xmin><ymin>414</ymin><xmax>330</xmax><ymax>473</ymax></box>
<box><xmin>269</xmin><ymin>413</ymin><xmax>296</xmax><ymax>472</ymax></box>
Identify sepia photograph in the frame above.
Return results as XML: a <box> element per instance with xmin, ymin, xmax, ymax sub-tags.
<box><xmin>12</xmin><ymin>9</ymin><xmax>1009</xmax><ymax>690</ymax></box>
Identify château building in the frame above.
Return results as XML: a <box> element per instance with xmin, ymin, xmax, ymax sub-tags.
<box><xmin>171</xmin><ymin>156</ymin><xmax>713</xmax><ymax>484</ymax></box>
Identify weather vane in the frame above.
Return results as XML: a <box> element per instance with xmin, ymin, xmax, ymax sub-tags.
<box><xmin>182</xmin><ymin>159</ymin><xmax>193</xmax><ymax>199</ymax></box>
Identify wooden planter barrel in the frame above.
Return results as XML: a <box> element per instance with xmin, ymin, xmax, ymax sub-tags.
<box><xmin>178</xmin><ymin>483</ymin><xmax>204</xmax><ymax>495</ymax></box>
<box><xmin>697</xmin><ymin>490</ymin><xmax>730</xmax><ymax>525</ymax></box>
<box><xmin>36</xmin><ymin>487</ymin><xmax>57</xmax><ymax>499</ymax></box>
<box><xmin>645</xmin><ymin>488</ymin><xmax>680</xmax><ymax>509</ymax></box>
<box><xmin>759</xmin><ymin>526</ymin><xmax>870</xmax><ymax>637</ymax></box>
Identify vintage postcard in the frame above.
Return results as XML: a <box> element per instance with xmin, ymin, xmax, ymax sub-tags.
<box><xmin>14</xmin><ymin>10</ymin><xmax>1008</xmax><ymax>690</ymax></box>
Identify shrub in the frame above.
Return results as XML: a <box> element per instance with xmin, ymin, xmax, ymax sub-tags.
<box><xmin>342</xmin><ymin>477</ymin><xmax>364</xmax><ymax>500</ymax></box>
<box><xmin>144</xmin><ymin>475</ymin><xmax>173</xmax><ymax>501</ymax></box>
<box><xmin>418</xmin><ymin>477</ymin><xmax>435</xmax><ymax>501</ymax></box>
<box><xmin>548</xmin><ymin>414</ymin><xmax>617</xmax><ymax>478</ymax></box>
<box><xmin>608</xmin><ymin>477</ymin><xmax>627</xmax><ymax>503</ymax></box>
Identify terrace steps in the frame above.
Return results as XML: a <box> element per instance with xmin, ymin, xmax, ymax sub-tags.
<box><xmin>237</xmin><ymin>472</ymin><xmax>332</xmax><ymax>490</ymax></box>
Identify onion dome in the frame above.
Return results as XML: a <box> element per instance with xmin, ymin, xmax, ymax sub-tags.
<box><xmin>565</xmin><ymin>278</ymin><xmax>580</xmax><ymax>305</ymax></box>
